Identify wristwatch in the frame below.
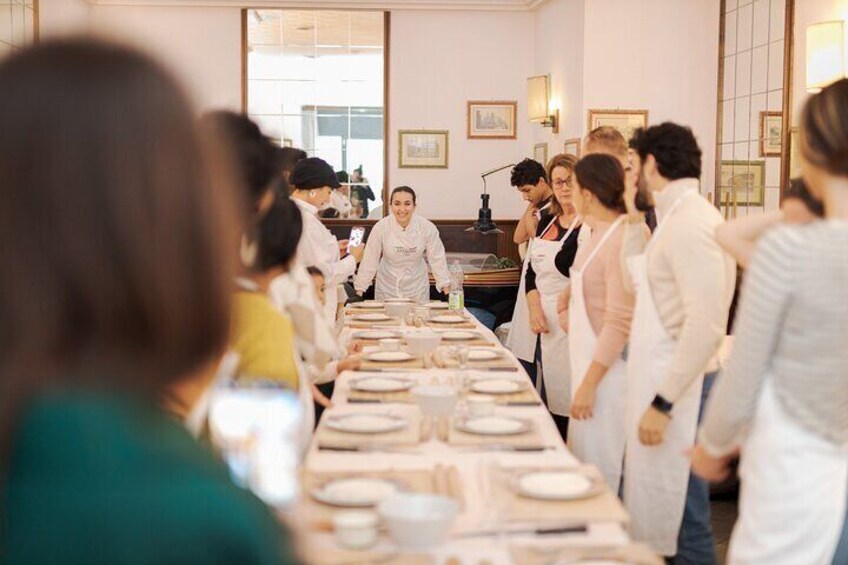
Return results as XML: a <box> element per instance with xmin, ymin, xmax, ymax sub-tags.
<box><xmin>651</xmin><ymin>394</ymin><xmax>674</xmax><ymax>415</ymax></box>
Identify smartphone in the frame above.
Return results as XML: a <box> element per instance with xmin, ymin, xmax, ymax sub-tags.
<box><xmin>347</xmin><ymin>226</ymin><xmax>365</xmax><ymax>251</ymax></box>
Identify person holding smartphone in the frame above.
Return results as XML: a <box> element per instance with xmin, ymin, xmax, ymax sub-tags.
<box><xmin>354</xmin><ymin>186</ymin><xmax>451</xmax><ymax>303</ymax></box>
<box><xmin>290</xmin><ymin>157</ymin><xmax>365</xmax><ymax>322</ymax></box>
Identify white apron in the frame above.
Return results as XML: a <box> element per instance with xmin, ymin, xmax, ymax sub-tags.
<box><xmin>567</xmin><ymin>216</ymin><xmax>628</xmax><ymax>493</ymax></box>
<box><xmin>728</xmin><ymin>379</ymin><xmax>848</xmax><ymax>564</ymax></box>
<box><xmin>375</xmin><ymin>222</ymin><xmax>431</xmax><ymax>303</ymax></box>
<box><xmin>506</xmin><ymin>251</ymin><xmax>535</xmax><ymax>363</ymax></box>
<box><xmin>623</xmin><ymin>190</ymin><xmax>704</xmax><ymax>556</ymax></box>
<box><xmin>506</xmin><ymin>204</ymin><xmax>553</xmax><ymax>363</ymax></box>
<box><xmin>528</xmin><ymin>216</ymin><xmax>579</xmax><ymax>416</ymax></box>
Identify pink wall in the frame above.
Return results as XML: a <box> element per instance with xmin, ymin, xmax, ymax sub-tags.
<box><xmin>582</xmin><ymin>0</ymin><xmax>721</xmax><ymax>193</ymax></box>
<box><xmin>388</xmin><ymin>10</ymin><xmax>534</xmax><ymax>219</ymax></box>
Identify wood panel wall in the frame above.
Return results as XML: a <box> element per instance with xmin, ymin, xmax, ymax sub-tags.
<box><xmin>326</xmin><ymin>219</ymin><xmax>520</xmax><ymax>265</ymax></box>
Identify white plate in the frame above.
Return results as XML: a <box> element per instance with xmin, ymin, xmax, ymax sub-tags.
<box><xmin>430</xmin><ymin>314</ymin><xmax>466</xmax><ymax>324</ymax></box>
<box><xmin>365</xmin><ymin>351</ymin><xmax>415</xmax><ymax>363</ymax></box>
<box><xmin>352</xmin><ymin>330</ymin><xmax>399</xmax><ymax>340</ymax></box>
<box><xmin>470</xmin><ymin>378</ymin><xmax>526</xmax><ymax>394</ymax></box>
<box><xmin>384</xmin><ymin>297</ymin><xmax>415</xmax><ymax>303</ymax></box>
<box><xmin>428</xmin><ymin>301</ymin><xmax>450</xmax><ymax>310</ymax></box>
<box><xmin>356</xmin><ymin>301</ymin><xmax>384</xmax><ymax>309</ymax></box>
<box><xmin>467</xmin><ymin>349</ymin><xmax>501</xmax><ymax>361</ymax></box>
<box><xmin>513</xmin><ymin>470</ymin><xmax>601</xmax><ymax>501</ymax></box>
<box><xmin>351</xmin><ymin>377</ymin><xmax>414</xmax><ymax>393</ymax></box>
<box><xmin>311</xmin><ymin>477</ymin><xmax>400</xmax><ymax>507</ymax></box>
<box><xmin>456</xmin><ymin>416</ymin><xmax>531</xmax><ymax>436</ymax></box>
<box><xmin>353</xmin><ymin>313</ymin><xmax>392</xmax><ymax>322</ymax></box>
<box><xmin>440</xmin><ymin>331</ymin><xmax>478</xmax><ymax>341</ymax></box>
<box><xmin>325</xmin><ymin>414</ymin><xmax>407</xmax><ymax>434</ymax></box>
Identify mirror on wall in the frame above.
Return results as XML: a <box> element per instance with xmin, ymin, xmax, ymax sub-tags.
<box><xmin>715</xmin><ymin>0</ymin><xmax>792</xmax><ymax>218</ymax></box>
<box><xmin>0</xmin><ymin>0</ymin><xmax>37</xmax><ymax>59</ymax></box>
<box><xmin>245</xmin><ymin>9</ymin><xmax>387</xmax><ymax>221</ymax></box>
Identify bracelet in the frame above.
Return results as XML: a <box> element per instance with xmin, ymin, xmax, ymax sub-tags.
<box><xmin>651</xmin><ymin>394</ymin><xmax>674</xmax><ymax>415</ymax></box>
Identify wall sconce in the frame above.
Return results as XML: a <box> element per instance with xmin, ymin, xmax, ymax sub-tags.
<box><xmin>807</xmin><ymin>20</ymin><xmax>845</xmax><ymax>93</ymax></box>
<box><xmin>527</xmin><ymin>75</ymin><xmax>559</xmax><ymax>133</ymax></box>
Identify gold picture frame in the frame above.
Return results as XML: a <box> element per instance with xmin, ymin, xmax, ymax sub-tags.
<box><xmin>719</xmin><ymin>160</ymin><xmax>765</xmax><ymax>207</ymax></box>
<box><xmin>398</xmin><ymin>130</ymin><xmax>449</xmax><ymax>169</ymax></box>
<box><xmin>587</xmin><ymin>108</ymin><xmax>649</xmax><ymax>141</ymax></box>
<box><xmin>467</xmin><ymin>100</ymin><xmax>517</xmax><ymax>139</ymax></box>
<box><xmin>759</xmin><ymin>111</ymin><xmax>782</xmax><ymax>157</ymax></box>
<box><xmin>563</xmin><ymin>137</ymin><xmax>581</xmax><ymax>158</ymax></box>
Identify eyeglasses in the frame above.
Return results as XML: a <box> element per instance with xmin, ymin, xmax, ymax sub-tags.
<box><xmin>552</xmin><ymin>175</ymin><xmax>574</xmax><ymax>189</ymax></box>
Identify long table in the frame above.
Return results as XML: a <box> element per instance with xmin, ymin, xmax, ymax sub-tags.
<box><xmin>294</xmin><ymin>307</ymin><xmax>653</xmax><ymax>564</ymax></box>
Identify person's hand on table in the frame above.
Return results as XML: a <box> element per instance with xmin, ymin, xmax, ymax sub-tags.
<box><xmin>638</xmin><ymin>406</ymin><xmax>671</xmax><ymax>445</ymax></box>
<box><xmin>571</xmin><ymin>379</ymin><xmax>597</xmax><ymax>420</ymax></box>
<box><xmin>689</xmin><ymin>444</ymin><xmax>735</xmax><ymax>482</ymax></box>
<box><xmin>337</xmin><ymin>355</ymin><xmax>361</xmax><ymax>373</ymax></box>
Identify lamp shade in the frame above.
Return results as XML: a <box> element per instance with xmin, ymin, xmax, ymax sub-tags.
<box><xmin>807</xmin><ymin>21</ymin><xmax>845</xmax><ymax>93</ymax></box>
<box><xmin>527</xmin><ymin>75</ymin><xmax>550</xmax><ymax>122</ymax></box>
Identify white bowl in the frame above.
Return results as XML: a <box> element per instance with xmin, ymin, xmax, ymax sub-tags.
<box><xmin>385</xmin><ymin>302</ymin><xmax>414</xmax><ymax>319</ymax></box>
<box><xmin>377</xmin><ymin>493</ymin><xmax>459</xmax><ymax>550</ymax></box>
<box><xmin>411</xmin><ymin>384</ymin><xmax>458</xmax><ymax>417</ymax></box>
<box><xmin>404</xmin><ymin>332</ymin><xmax>442</xmax><ymax>355</ymax></box>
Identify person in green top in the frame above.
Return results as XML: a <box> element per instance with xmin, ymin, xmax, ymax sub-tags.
<box><xmin>0</xmin><ymin>39</ymin><xmax>298</xmax><ymax>564</ymax></box>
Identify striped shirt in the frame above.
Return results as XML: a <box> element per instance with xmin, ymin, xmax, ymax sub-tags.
<box><xmin>700</xmin><ymin>221</ymin><xmax>848</xmax><ymax>456</ymax></box>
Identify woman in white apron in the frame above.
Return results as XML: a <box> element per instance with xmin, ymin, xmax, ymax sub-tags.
<box><xmin>691</xmin><ymin>82</ymin><xmax>848</xmax><ymax>564</ymax></box>
<box><xmin>290</xmin><ymin>157</ymin><xmax>365</xmax><ymax>322</ymax></box>
<box><xmin>563</xmin><ymin>154</ymin><xmax>640</xmax><ymax>493</ymax></box>
<box><xmin>354</xmin><ymin>186</ymin><xmax>451</xmax><ymax>303</ymax></box>
<box><xmin>524</xmin><ymin>154</ymin><xmax>582</xmax><ymax>435</ymax></box>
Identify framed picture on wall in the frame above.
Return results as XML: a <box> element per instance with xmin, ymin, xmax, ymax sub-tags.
<box><xmin>719</xmin><ymin>160</ymin><xmax>765</xmax><ymax>207</ymax></box>
<box><xmin>533</xmin><ymin>142</ymin><xmax>548</xmax><ymax>165</ymax></box>
<box><xmin>563</xmin><ymin>137</ymin><xmax>581</xmax><ymax>158</ymax></box>
<box><xmin>587</xmin><ymin>109</ymin><xmax>649</xmax><ymax>141</ymax></box>
<box><xmin>398</xmin><ymin>130</ymin><xmax>449</xmax><ymax>169</ymax></box>
<box><xmin>759</xmin><ymin>111</ymin><xmax>782</xmax><ymax>157</ymax></box>
<box><xmin>467</xmin><ymin>101</ymin><xmax>517</xmax><ymax>139</ymax></box>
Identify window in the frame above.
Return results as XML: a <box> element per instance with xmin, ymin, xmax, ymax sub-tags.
<box><xmin>0</xmin><ymin>0</ymin><xmax>37</xmax><ymax>59</ymax></box>
<box><xmin>245</xmin><ymin>9</ymin><xmax>387</xmax><ymax>220</ymax></box>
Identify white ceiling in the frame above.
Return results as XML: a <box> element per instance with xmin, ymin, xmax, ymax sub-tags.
<box><xmin>87</xmin><ymin>0</ymin><xmax>548</xmax><ymax>11</ymax></box>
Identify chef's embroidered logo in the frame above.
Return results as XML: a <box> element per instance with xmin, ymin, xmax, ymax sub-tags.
<box><xmin>394</xmin><ymin>246</ymin><xmax>417</xmax><ymax>255</ymax></box>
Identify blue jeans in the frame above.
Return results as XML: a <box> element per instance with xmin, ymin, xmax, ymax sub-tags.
<box><xmin>675</xmin><ymin>372</ymin><xmax>718</xmax><ymax>564</ymax></box>
<box><xmin>832</xmin><ymin>490</ymin><xmax>848</xmax><ymax>565</ymax></box>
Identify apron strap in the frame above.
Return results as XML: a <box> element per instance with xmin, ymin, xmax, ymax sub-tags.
<box><xmin>576</xmin><ymin>215</ymin><xmax>626</xmax><ymax>273</ymax></box>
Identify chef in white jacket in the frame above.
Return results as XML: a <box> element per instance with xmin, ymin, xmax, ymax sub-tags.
<box><xmin>289</xmin><ymin>157</ymin><xmax>365</xmax><ymax>323</ymax></box>
<box><xmin>353</xmin><ymin>186</ymin><xmax>451</xmax><ymax>303</ymax></box>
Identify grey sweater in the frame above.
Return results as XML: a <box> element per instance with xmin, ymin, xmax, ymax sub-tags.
<box><xmin>700</xmin><ymin>221</ymin><xmax>848</xmax><ymax>456</ymax></box>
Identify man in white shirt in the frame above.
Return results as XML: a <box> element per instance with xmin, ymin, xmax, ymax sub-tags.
<box><xmin>622</xmin><ymin>122</ymin><xmax>735</xmax><ymax>562</ymax></box>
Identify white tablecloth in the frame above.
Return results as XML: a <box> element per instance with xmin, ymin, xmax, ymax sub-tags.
<box><xmin>298</xmin><ymin>310</ymin><xmax>632</xmax><ymax>564</ymax></box>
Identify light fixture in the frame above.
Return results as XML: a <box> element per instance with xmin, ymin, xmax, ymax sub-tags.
<box><xmin>807</xmin><ymin>20</ymin><xmax>845</xmax><ymax>93</ymax></box>
<box><xmin>466</xmin><ymin>163</ymin><xmax>514</xmax><ymax>234</ymax></box>
<box><xmin>527</xmin><ymin>75</ymin><xmax>559</xmax><ymax>133</ymax></box>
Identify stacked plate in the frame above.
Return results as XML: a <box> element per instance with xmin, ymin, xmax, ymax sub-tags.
<box><xmin>511</xmin><ymin>470</ymin><xmax>603</xmax><ymax>501</ymax></box>
<box><xmin>430</xmin><ymin>314</ymin><xmax>466</xmax><ymax>324</ymax></box>
<box><xmin>350</xmin><ymin>376</ymin><xmax>414</xmax><ymax>393</ymax></box>
<box><xmin>439</xmin><ymin>330</ymin><xmax>479</xmax><ymax>341</ymax></box>
<box><xmin>355</xmin><ymin>301</ymin><xmax>384</xmax><ymax>309</ymax></box>
<box><xmin>455</xmin><ymin>415</ymin><xmax>532</xmax><ymax>435</ymax></box>
<box><xmin>364</xmin><ymin>351</ymin><xmax>415</xmax><ymax>363</ymax></box>
<box><xmin>325</xmin><ymin>414</ymin><xmax>407</xmax><ymax>434</ymax></box>
<box><xmin>469</xmin><ymin>378</ymin><xmax>527</xmax><ymax>395</ymax></box>
<box><xmin>311</xmin><ymin>477</ymin><xmax>402</xmax><ymax>507</ymax></box>
<box><xmin>352</xmin><ymin>330</ymin><xmax>400</xmax><ymax>340</ymax></box>
<box><xmin>352</xmin><ymin>313</ymin><xmax>392</xmax><ymax>322</ymax></box>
